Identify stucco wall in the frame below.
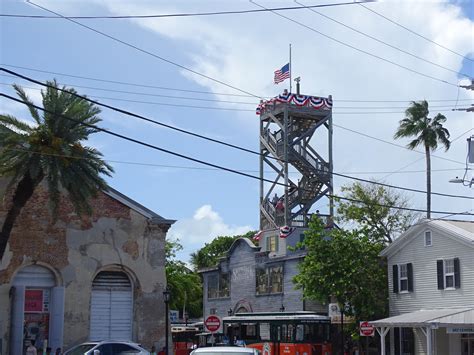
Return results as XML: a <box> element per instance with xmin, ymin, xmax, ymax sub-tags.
<box><xmin>0</xmin><ymin>179</ymin><xmax>170</xmax><ymax>352</ymax></box>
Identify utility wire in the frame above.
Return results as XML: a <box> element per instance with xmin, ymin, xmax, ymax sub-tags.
<box><xmin>2</xmin><ymin>1</ymin><xmax>374</xmax><ymax>19</ymax></box>
<box><xmin>1</xmin><ymin>146</ymin><xmax>466</xmax><ymax>175</ymax></box>
<box><xmin>2</xmin><ymin>92</ymin><xmax>473</xmax><ymax>216</ymax></box>
<box><xmin>358</xmin><ymin>3</ymin><xmax>474</xmax><ymax>63</ymax></box>
<box><xmin>295</xmin><ymin>0</ymin><xmax>472</xmax><ymax>79</ymax></box>
<box><xmin>3</xmin><ymin>64</ymin><xmax>472</xmax><ymax>103</ymax></box>
<box><xmin>250</xmin><ymin>0</ymin><xmax>459</xmax><ymax>87</ymax></box>
<box><xmin>2</xmin><ymin>80</ymin><xmax>469</xmax><ymax>111</ymax></box>
<box><xmin>26</xmin><ymin>0</ymin><xmax>262</xmax><ymax>99</ymax></box>
<box><xmin>0</xmin><ymin>70</ymin><xmax>471</xmax><ymax>200</ymax></box>
<box><xmin>3</xmin><ymin>67</ymin><xmax>466</xmax><ymax>169</ymax></box>
<box><xmin>381</xmin><ymin>128</ymin><xmax>474</xmax><ymax>179</ymax></box>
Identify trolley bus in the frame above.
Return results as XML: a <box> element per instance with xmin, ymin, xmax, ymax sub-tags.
<box><xmin>172</xmin><ymin>326</ymin><xmax>200</xmax><ymax>355</ymax></box>
<box><xmin>223</xmin><ymin>312</ymin><xmax>332</xmax><ymax>355</ymax></box>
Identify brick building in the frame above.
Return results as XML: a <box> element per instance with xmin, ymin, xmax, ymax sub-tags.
<box><xmin>0</xmin><ymin>179</ymin><xmax>174</xmax><ymax>354</ymax></box>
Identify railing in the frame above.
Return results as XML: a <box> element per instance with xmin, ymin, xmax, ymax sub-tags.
<box><xmin>291</xmin><ymin>213</ymin><xmax>332</xmax><ymax>228</ymax></box>
<box><xmin>292</xmin><ymin>143</ymin><xmax>330</xmax><ymax>176</ymax></box>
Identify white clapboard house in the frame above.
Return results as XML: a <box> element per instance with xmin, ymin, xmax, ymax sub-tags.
<box><xmin>370</xmin><ymin>219</ymin><xmax>474</xmax><ymax>355</ymax></box>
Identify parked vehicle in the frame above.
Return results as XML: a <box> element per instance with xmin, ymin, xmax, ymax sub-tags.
<box><xmin>63</xmin><ymin>340</ymin><xmax>150</xmax><ymax>355</ymax></box>
<box><xmin>172</xmin><ymin>326</ymin><xmax>200</xmax><ymax>355</ymax></box>
<box><xmin>190</xmin><ymin>346</ymin><xmax>260</xmax><ymax>355</ymax></box>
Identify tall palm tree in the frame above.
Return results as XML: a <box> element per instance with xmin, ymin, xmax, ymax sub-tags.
<box><xmin>394</xmin><ymin>100</ymin><xmax>450</xmax><ymax>219</ymax></box>
<box><xmin>0</xmin><ymin>81</ymin><xmax>113</xmax><ymax>259</ymax></box>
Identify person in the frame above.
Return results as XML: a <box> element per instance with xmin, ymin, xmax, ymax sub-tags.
<box><xmin>55</xmin><ymin>348</ymin><xmax>62</xmax><ymax>355</ymax></box>
<box><xmin>46</xmin><ymin>347</ymin><xmax>52</xmax><ymax>355</ymax></box>
<box><xmin>26</xmin><ymin>340</ymin><xmax>37</xmax><ymax>355</ymax></box>
<box><xmin>272</xmin><ymin>193</ymin><xmax>278</xmax><ymax>206</ymax></box>
<box><xmin>150</xmin><ymin>345</ymin><xmax>157</xmax><ymax>355</ymax></box>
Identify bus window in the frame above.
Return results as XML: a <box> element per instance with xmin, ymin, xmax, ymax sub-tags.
<box><xmin>295</xmin><ymin>325</ymin><xmax>304</xmax><ymax>342</ymax></box>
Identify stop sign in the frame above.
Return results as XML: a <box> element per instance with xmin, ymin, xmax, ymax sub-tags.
<box><xmin>205</xmin><ymin>315</ymin><xmax>221</xmax><ymax>333</ymax></box>
<box><xmin>360</xmin><ymin>321</ymin><xmax>375</xmax><ymax>337</ymax></box>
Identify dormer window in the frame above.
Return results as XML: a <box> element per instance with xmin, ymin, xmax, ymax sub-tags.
<box><xmin>267</xmin><ymin>235</ymin><xmax>279</xmax><ymax>253</ymax></box>
<box><xmin>424</xmin><ymin>231</ymin><xmax>432</xmax><ymax>247</ymax></box>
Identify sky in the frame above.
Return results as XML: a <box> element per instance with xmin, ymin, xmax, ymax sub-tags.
<box><xmin>1</xmin><ymin>0</ymin><xmax>473</xmax><ymax>263</ymax></box>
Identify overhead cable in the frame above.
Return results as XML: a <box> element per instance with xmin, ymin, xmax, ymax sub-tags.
<box><xmin>2</xmin><ymin>92</ymin><xmax>473</xmax><ymax>216</ymax></box>
<box><xmin>1</xmin><ymin>69</ymin><xmax>470</xmax><ymax>200</ymax></box>
<box><xmin>2</xmin><ymin>1</ymin><xmax>374</xmax><ymax>19</ymax></box>
<box><xmin>250</xmin><ymin>0</ymin><xmax>459</xmax><ymax>87</ymax></box>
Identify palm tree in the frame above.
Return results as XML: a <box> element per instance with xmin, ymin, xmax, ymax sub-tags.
<box><xmin>394</xmin><ymin>100</ymin><xmax>450</xmax><ymax>219</ymax></box>
<box><xmin>0</xmin><ymin>81</ymin><xmax>113</xmax><ymax>259</ymax></box>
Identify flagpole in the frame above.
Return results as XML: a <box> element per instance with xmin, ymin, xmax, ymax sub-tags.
<box><xmin>289</xmin><ymin>43</ymin><xmax>292</xmax><ymax>93</ymax></box>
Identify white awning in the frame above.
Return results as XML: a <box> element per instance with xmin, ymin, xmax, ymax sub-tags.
<box><xmin>370</xmin><ymin>308</ymin><xmax>474</xmax><ymax>328</ymax></box>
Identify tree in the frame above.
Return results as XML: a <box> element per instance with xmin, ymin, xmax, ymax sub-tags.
<box><xmin>166</xmin><ymin>239</ymin><xmax>202</xmax><ymax>318</ymax></box>
<box><xmin>337</xmin><ymin>182</ymin><xmax>417</xmax><ymax>243</ymax></box>
<box><xmin>294</xmin><ymin>217</ymin><xmax>388</xmax><ymax>322</ymax></box>
<box><xmin>394</xmin><ymin>100</ymin><xmax>450</xmax><ymax>219</ymax></box>
<box><xmin>190</xmin><ymin>231</ymin><xmax>255</xmax><ymax>270</ymax></box>
<box><xmin>0</xmin><ymin>82</ymin><xmax>113</xmax><ymax>260</ymax></box>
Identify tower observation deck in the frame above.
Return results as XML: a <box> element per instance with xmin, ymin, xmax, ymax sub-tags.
<box><xmin>258</xmin><ymin>92</ymin><xmax>333</xmax><ymax>230</ymax></box>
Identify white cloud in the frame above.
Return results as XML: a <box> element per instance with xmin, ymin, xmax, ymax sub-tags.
<box><xmin>169</xmin><ymin>204</ymin><xmax>253</xmax><ymax>246</ymax></box>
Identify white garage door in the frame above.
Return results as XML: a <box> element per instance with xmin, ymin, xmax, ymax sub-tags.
<box><xmin>90</xmin><ymin>271</ymin><xmax>133</xmax><ymax>341</ymax></box>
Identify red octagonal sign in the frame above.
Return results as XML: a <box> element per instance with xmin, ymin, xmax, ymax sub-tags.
<box><xmin>205</xmin><ymin>315</ymin><xmax>221</xmax><ymax>333</ymax></box>
<box><xmin>360</xmin><ymin>321</ymin><xmax>375</xmax><ymax>337</ymax></box>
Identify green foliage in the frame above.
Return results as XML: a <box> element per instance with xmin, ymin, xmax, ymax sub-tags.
<box><xmin>337</xmin><ymin>182</ymin><xmax>417</xmax><ymax>243</ymax></box>
<box><xmin>394</xmin><ymin>100</ymin><xmax>450</xmax><ymax>152</ymax></box>
<box><xmin>0</xmin><ymin>81</ymin><xmax>114</xmax><ymax>217</ymax></box>
<box><xmin>190</xmin><ymin>230</ymin><xmax>255</xmax><ymax>270</ymax></box>
<box><xmin>294</xmin><ymin>217</ymin><xmax>388</xmax><ymax>321</ymax></box>
<box><xmin>166</xmin><ymin>239</ymin><xmax>202</xmax><ymax>318</ymax></box>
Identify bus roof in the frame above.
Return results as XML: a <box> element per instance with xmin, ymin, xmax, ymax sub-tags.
<box><xmin>223</xmin><ymin>312</ymin><xmax>330</xmax><ymax>323</ymax></box>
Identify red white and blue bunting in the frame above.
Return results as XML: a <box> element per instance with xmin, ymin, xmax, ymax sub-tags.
<box><xmin>253</xmin><ymin>230</ymin><xmax>263</xmax><ymax>241</ymax></box>
<box><xmin>256</xmin><ymin>93</ymin><xmax>333</xmax><ymax>115</ymax></box>
<box><xmin>279</xmin><ymin>225</ymin><xmax>295</xmax><ymax>239</ymax></box>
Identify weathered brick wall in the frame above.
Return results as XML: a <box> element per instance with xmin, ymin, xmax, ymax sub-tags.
<box><xmin>0</xmin><ymin>178</ymin><xmax>170</xmax><ymax>352</ymax></box>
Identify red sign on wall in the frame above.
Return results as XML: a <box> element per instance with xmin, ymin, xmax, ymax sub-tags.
<box><xmin>25</xmin><ymin>290</ymin><xmax>44</xmax><ymax>312</ymax></box>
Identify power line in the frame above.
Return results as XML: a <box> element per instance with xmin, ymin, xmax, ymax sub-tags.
<box><xmin>2</xmin><ymin>80</ymin><xmax>469</xmax><ymax>111</ymax></box>
<box><xmin>3</xmin><ymin>64</ymin><xmax>473</xmax><ymax>103</ymax></box>
<box><xmin>1</xmin><ymin>94</ymin><xmax>472</xmax><ymax>216</ymax></box>
<box><xmin>295</xmin><ymin>0</ymin><xmax>472</xmax><ymax>79</ymax></box>
<box><xmin>381</xmin><ymin>128</ymin><xmax>474</xmax><ymax>179</ymax></box>
<box><xmin>0</xmin><ymin>70</ymin><xmax>470</xmax><ymax>200</ymax></box>
<box><xmin>1</xmin><ymin>1</ymin><xmax>374</xmax><ymax>19</ymax></box>
<box><xmin>333</xmin><ymin>124</ymin><xmax>466</xmax><ymax>166</ymax></box>
<box><xmin>2</xmin><ymin>67</ymin><xmax>467</xmax><ymax>177</ymax></box>
<box><xmin>25</xmin><ymin>1</ymin><xmax>262</xmax><ymax>99</ymax></box>
<box><xmin>250</xmin><ymin>0</ymin><xmax>459</xmax><ymax>87</ymax></box>
<box><xmin>358</xmin><ymin>3</ymin><xmax>474</xmax><ymax>63</ymax></box>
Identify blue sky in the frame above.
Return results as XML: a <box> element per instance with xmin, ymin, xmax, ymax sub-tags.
<box><xmin>1</xmin><ymin>0</ymin><xmax>473</xmax><ymax>263</ymax></box>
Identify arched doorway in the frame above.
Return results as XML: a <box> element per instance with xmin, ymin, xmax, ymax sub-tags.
<box><xmin>89</xmin><ymin>271</ymin><xmax>133</xmax><ymax>341</ymax></box>
<box><xmin>10</xmin><ymin>264</ymin><xmax>64</xmax><ymax>354</ymax></box>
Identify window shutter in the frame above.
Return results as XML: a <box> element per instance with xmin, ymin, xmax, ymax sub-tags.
<box><xmin>392</xmin><ymin>264</ymin><xmax>399</xmax><ymax>293</ymax></box>
<box><xmin>49</xmin><ymin>287</ymin><xmax>65</xmax><ymax>351</ymax></box>
<box><xmin>437</xmin><ymin>260</ymin><xmax>444</xmax><ymax>290</ymax></box>
<box><xmin>407</xmin><ymin>263</ymin><xmax>414</xmax><ymax>292</ymax></box>
<box><xmin>454</xmin><ymin>258</ymin><xmax>461</xmax><ymax>289</ymax></box>
<box><xmin>394</xmin><ymin>327</ymin><xmax>400</xmax><ymax>355</ymax></box>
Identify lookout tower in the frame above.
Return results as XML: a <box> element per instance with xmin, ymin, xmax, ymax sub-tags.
<box><xmin>258</xmin><ymin>91</ymin><xmax>333</xmax><ymax>230</ymax></box>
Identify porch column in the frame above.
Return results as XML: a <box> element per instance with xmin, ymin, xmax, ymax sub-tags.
<box><xmin>426</xmin><ymin>326</ymin><xmax>432</xmax><ymax>355</ymax></box>
<box><xmin>376</xmin><ymin>326</ymin><xmax>390</xmax><ymax>355</ymax></box>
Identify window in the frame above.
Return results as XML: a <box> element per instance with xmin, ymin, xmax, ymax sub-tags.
<box><xmin>392</xmin><ymin>263</ymin><xmax>413</xmax><ymax>293</ymax></box>
<box><xmin>267</xmin><ymin>236</ymin><xmax>279</xmax><ymax>253</ymax></box>
<box><xmin>424</xmin><ymin>231</ymin><xmax>432</xmax><ymax>246</ymax></box>
<box><xmin>399</xmin><ymin>264</ymin><xmax>408</xmax><ymax>292</ymax></box>
<box><xmin>437</xmin><ymin>258</ymin><xmax>461</xmax><ymax>290</ymax></box>
<box><xmin>256</xmin><ymin>265</ymin><xmax>283</xmax><ymax>295</ymax></box>
<box><xmin>207</xmin><ymin>273</ymin><xmax>230</xmax><ymax>299</ymax></box>
<box><xmin>113</xmin><ymin>344</ymin><xmax>141</xmax><ymax>354</ymax></box>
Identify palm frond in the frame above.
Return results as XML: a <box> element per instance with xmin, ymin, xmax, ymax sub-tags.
<box><xmin>0</xmin><ymin>114</ymin><xmax>34</xmax><ymax>134</ymax></box>
<box><xmin>13</xmin><ymin>84</ymin><xmax>42</xmax><ymax>125</ymax></box>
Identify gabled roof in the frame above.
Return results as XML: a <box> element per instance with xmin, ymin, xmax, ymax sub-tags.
<box><xmin>380</xmin><ymin>219</ymin><xmax>474</xmax><ymax>257</ymax></box>
<box><xmin>104</xmin><ymin>186</ymin><xmax>175</xmax><ymax>225</ymax></box>
<box><xmin>226</xmin><ymin>237</ymin><xmax>260</xmax><ymax>255</ymax></box>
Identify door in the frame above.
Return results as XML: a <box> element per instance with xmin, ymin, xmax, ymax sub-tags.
<box><xmin>90</xmin><ymin>271</ymin><xmax>133</xmax><ymax>341</ymax></box>
<box><xmin>461</xmin><ymin>339</ymin><xmax>474</xmax><ymax>355</ymax></box>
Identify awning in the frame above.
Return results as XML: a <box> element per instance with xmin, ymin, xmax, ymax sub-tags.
<box><xmin>370</xmin><ymin>308</ymin><xmax>474</xmax><ymax>328</ymax></box>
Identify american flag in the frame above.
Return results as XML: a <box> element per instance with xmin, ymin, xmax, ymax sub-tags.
<box><xmin>274</xmin><ymin>63</ymin><xmax>290</xmax><ymax>84</ymax></box>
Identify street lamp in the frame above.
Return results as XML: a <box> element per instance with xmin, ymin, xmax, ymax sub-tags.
<box><xmin>163</xmin><ymin>287</ymin><xmax>171</xmax><ymax>355</ymax></box>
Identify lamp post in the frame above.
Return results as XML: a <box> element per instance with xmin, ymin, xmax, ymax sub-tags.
<box><xmin>163</xmin><ymin>287</ymin><xmax>171</xmax><ymax>355</ymax></box>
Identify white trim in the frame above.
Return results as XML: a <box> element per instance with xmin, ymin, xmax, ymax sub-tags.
<box><xmin>424</xmin><ymin>230</ymin><xmax>432</xmax><ymax>247</ymax></box>
<box><xmin>398</xmin><ymin>263</ymin><xmax>409</xmax><ymax>293</ymax></box>
<box><xmin>443</xmin><ymin>259</ymin><xmax>455</xmax><ymax>290</ymax></box>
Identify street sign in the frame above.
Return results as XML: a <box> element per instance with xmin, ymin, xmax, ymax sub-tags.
<box><xmin>204</xmin><ymin>315</ymin><xmax>221</xmax><ymax>333</ymax></box>
<box><xmin>360</xmin><ymin>321</ymin><xmax>375</xmax><ymax>337</ymax></box>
